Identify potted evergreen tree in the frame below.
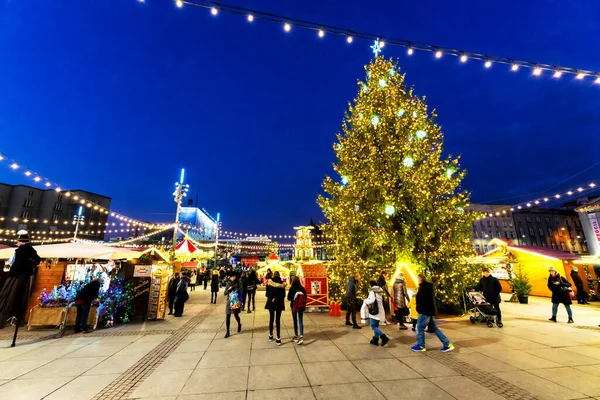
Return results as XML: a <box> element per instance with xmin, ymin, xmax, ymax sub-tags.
<box><xmin>509</xmin><ymin>267</ymin><xmax>532</xmax><ymax>304</ymax></box>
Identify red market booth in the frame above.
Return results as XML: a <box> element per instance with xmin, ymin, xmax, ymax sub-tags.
<box><xmin>297</xmin><ymin>263</ymin><xmax>329</xmax><ymax>307</ymax></box>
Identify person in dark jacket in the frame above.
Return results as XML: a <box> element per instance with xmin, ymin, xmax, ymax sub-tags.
<box><xmin>203</xmin><ymin>269</ymin><xmax>209</xmax><ymax>290</ymax></box>
<box><xmin>287</xmin><ymin>276</ymin><xmax>307</xmax><ymax>344</ymax></box>
<box><xmin>345</xmin><ymin>273</ymin><xmax>361</xmax><ymax>329</ymax></box>
<box><xmin>548</xmin><ymin>267</ymin><xmax>573</xmax><ymax>323</ymax></box>
<box><xmin>173</xmin><ymin>275</ymin><xmax>190</xmax><ymax>317</ymax></box>
<box><xmin>570</xmin><ymin>267</ymin><xmax>588</xmax><ymax>304</ymax></box>
<box><xmin>74</xmin><ymin>278</ymin><xmax>101</xmax><ymax>333</ymax></box>
<box><xmin>0</xmin><ymin>231</ymin><xmax>40</xmax><ymax>329</ymax></box>
<box><xmin>265</xmin><ymin>271</ymin><xmax>286</xmax><ymax>345</ymax></box>
<box><xmin>167</xmin><ymin>273</ymin><xmax>180</xmax><ymax>315</ymax></box>
<box><xmin>223</xmin><ymin>275</ymin><xmax>242</xmax><ymax>338</ymax></box>
<box><xmin>210</xmin><ymin>269</ymin><xmax>219</xmax><ymax>304</ymax></box>
<box><xmin>242</xmin><ymin>268</ymin><xmax>260</xmax><ymax>313</ymax></box>
<box><xmin>393</xmin><ymin>273</ymin><xmax>410</xmax><ymax>330</ymax></box>
<box><xmin>474</xmin><ymin>267</ymin><xmax>503</xmax><ymax>327</ymax></box>
<box><xmin>377</xmin><ymin>270</ymin><xmax>391</xmax><ymax>323</ymax></box>
<box><xmin>411</xmin><ymin>274</ymin><xmax>454</xmax><ymax>353</ymax></box>
<box><xmin>240</xmin><ymin>271</ymin><xmax>248</xmax><ymax>311</ymax></box>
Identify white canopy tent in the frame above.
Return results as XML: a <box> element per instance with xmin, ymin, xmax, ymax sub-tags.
<box><xmin>0</xmin><ymin>242</ymin><xmax>159</xmax><ymax>261</ymax></box>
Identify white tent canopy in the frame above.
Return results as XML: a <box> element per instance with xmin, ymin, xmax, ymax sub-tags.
<box><xmin>0</xmin><ymin>242</ymin><xmax>153</xmax><ymax>261</ymax></box>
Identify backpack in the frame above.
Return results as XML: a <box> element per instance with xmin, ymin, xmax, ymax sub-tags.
<box><xmin>293</xmin><ymin>291</ymin><xmax>307</xmax><ymax>312</ymax></box>
<box><xmin>367</xmin><ymin>294</ymin><xmax>379</xmax><ymax>315</ymax></box>
<box><xmin>229</xmin><ymin>290</ymin><xmax>241</xmax><ymax>310</ymax></box>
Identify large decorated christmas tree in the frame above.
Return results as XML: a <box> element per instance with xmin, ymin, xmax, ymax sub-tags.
<box><xmin>318</xmin><ymin>41</ymin><xmax>479</xmax><ymax>309</ymax></box>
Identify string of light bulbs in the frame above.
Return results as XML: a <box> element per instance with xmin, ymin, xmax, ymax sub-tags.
<box><xmin>113</xmin><ymin>224</ymin><xmax>175</xmax><ymax>245</ymax></box>
<box><xmin>0</xmin><ymin>151</ymin><xmax>171</xmax><ymax>229</ymax></box>
<box><xmin>477</xmin><ymin>181</ymin><xmax>597</xmax><ymax>219</ymax></box>
<box><xmin>157</xmin><ymin>0</ymin><xmax>600</xmax><ymax>84</ymax></box>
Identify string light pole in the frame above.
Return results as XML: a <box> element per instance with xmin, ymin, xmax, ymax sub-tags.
<box><xmin>213</xmin><ymin>212</ymin><xmax>221</xmax><ymax>269</ymax></box>
<box><xmin>73</xmin><ymin>206</ymin><xmax>85</xmax><ymax>241</ymax></box>
<box><xmin>172</xmin><ymin>169</ymin><xmax>189</xmax><ymax>252</ymax></box>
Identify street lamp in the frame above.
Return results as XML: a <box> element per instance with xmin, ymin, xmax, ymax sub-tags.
<box><xmin>172</xmin><ymin>168</ymin><xmax>189</xmax><ymax>251</ymax></box>
<box><xmin>213</xmin><ymin>212</ymin><xmax>220</xmax><ymax>269</ymax></box>
<box><xmin>73</xmin><ymin>206</ymin><xmax>84</xmax><ymax>240</ymax></box>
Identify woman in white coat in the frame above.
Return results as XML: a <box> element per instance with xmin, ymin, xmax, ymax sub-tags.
<box><xmin>364</xmin><ymin>280</ymin><xmax>390</xmax><ymax>347</ymax></box>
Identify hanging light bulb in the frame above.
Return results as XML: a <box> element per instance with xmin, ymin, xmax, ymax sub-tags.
<box><xmin>318</xmin><ymin>30</ymin><xmax>325</xmax><ymax>38</ymax></box>
<box><xmin>511</xmin><ymin>64</ymin><xmax>519</xmax><ymax>71</ymax></box>
<box><xmin>247</xmin><ymin>14</ymin><xmax>254</xmax><ymax>22</ymax></box>
<box><xmin>284</xmin><ymin>23</ymin><xmax>291</xmax><ymax>32</ymax></box>
<box><xmin>435</xmin><ymin>50</ymin><xmax>442</xmax><ymax>58</ymax></box>
<box><xmin>407</xmin><ymin>47</ymin><xmax>414</xmax><ymax>55</ymax></box>
<box><xmin>484</xmin><ymin>60</ymin><xmax>492</xmax><ymax>68</ymax></box>
<box><xmin>553</xmin><ymin>70</ymin><xmax>562</xmax><ymax>78</ymax></box>
<box><xmin>210</xmin><ymin>7</ymin><xmax>218</xmax><ymax>15</ymax></box>
<box><xmin>460</xmin><ymin>54</ymin><xmax>467</xmax><ymax>63</ymax></box>
<box><xmin>346</xmin><ymin>36</ymin><xmax>353</xmax><ymax>43</ymax></box>
<box><xmin>379</xmin><ymin>40</ymin><xmax>385</xmax><ymax>48</ymax></box>
<box><xmin>175</xmin><ymin>0</ymin><xmax>183</xmax><ymax>8</ymax></box>
<box><xmin>576</xmin><ymin>72</ymin><xmax>585</xmax><ymax>80</ymax></box>
<box><xmin>533</xmin><ymin>67</ymin><xmax>542</xmax><ymax>76</ymax></box>
<box><xmin>595</xmin><ymin>76</ymin><xmax>600</xmax><ymax>84</ymax></box>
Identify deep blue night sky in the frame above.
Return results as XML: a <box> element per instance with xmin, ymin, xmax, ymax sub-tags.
<box><xmin>1</xmin><ymin>0</ymin><xmax>599</xmax><ymax>235</ymax></box>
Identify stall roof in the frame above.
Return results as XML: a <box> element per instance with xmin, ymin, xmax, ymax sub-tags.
<box><xmin>476</xmin><ymin>239</ymin><xmax>581</xmax><ymax>261</ymax></box>
<box><xmin>0</xmin><ymin>242</ymin><xmax>161</xmax><ymax>261</ymax></box>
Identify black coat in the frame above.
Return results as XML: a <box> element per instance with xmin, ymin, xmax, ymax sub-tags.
<box><xmin>76</xmin><ymin>280</ymin><xmax>101</xmax><ymax>304</ymax></box>
<box><xmin>211</xmin><ymin>273</ymin><xmax>219</xmax><ymax>291</ymax></box>
<box><xmin>287</xmin><ymin>283</ymin><xmax>307</xmax><ymax>309</ymax></box>
<box><xmin>570</xmin><ymin>270</ymin><xmax>584</xmax><ymax>287</ymax></box>
<box><xmin>168</xmin><ymin>277</ymin><xmax>180</xmax><ymax>300</ymax></box>
<box><xmin>547</xmin><ymin>274</ymin><xmax>572</xmax><ymax>305</ymax></box>
<box><xmin>377</xmin><ymin>275</ymin><xmax>391</xmax><ymax>297</ymax></box>
<box><xmin>9</xmin><ymin>243</ymin><xmax>40</xmax><ymax>277</ymax></box>
<box><xmin>174</xmin><ymin>278</ymin><xmax>189</xmax><ymax>304</ymax></box>
<box><xmin>345</xmin><ymin>276</ymin><xmax>358</xmax><ymax>300</ymax></box>
<box><xmin>416</xmin><ymin>281</ymin><xmax>436</xmax><ymax>316</ymax></box>
<box><xmin>265</xmin><ymin>277</ymin><xmax>286</xmax><ymax>311</ymax></box>
<box><xmin>475</xmin><ymin>275</ymin><xmax>502</xmax><ymax>303</ymax></box>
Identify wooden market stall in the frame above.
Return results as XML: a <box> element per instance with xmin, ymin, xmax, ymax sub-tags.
<box><xmin>296</xmin><ymin>262</ymin><xmax>329</xmax><ymax>307</ymax></box>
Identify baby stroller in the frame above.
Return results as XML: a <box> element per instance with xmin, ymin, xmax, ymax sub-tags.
<box><xmin>467</xmin><ymin>291</ymin><xmax>500</xmax><ymax>328</ymax></box>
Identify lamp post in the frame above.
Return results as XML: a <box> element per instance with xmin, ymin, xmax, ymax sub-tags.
<box><xmin>172</xmin><ymin>168</ymin><xmax>189</xmax><ymax>252</ymax></box>
<box><xmin>213</xmin><ymin>213</ymin><xmax>220</xmax><ymax>269</ymax></box>
<box><xmin>73</xmin><ymin>206</ymin><xmax>85</xmax><ymax>241</ymax></box>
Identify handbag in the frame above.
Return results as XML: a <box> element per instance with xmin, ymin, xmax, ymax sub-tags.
<box><xmin>568</xmin><ymin>290</ymin><xmax>575</xmax><ymax>299</ymax></box>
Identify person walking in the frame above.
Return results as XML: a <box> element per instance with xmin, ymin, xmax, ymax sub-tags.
<box><xmin>393</xmin><ymin>272</ymin><xmax>410</xmax><ymax>330</ymax></box>
<box><xmin>365</xmin><ymin>280</ymin><xmax>390</xmax><ymax>347</ymax></box>
<box><xmin>189</xmin><ymin>271</ymin><xmax>197</xmax><ymax>292</ymax></box>
<box><xmin>570</xmin><ymin>267</ymin><xmax>589</xmax><ymax>305</ymax></box>
<box><xmin>244</xmin><ymin>268</ymin><xmax>259</xmax><ymax>313</ymax></box>
<box><xmin>0</xmin><ymin>231</ymin><xmax>40</xmax><ymax>329</ymax></box>
<box><xmin>173</xmin><ymin>274</ymin><xmax>189</xmax><ymax>317</ymax></box>
<box><xmin>265</xmin><ymin>271</ymin><xmax>286</xmax><ymax>345</ymax></box>
<box><xmin>224</xmin><ymin>275</ymin><xmax>242</xmax><ymax>338</ymax></box>
<box><xmin>167</xmin><ymin>272</ymin><xmax>180</xmax><ymax>315</ymax></box>
<box><xmin>240</xmin><ymin>271</ymin><xmax>248</xmax><ymax>311</ymax></box>
<box><xmin>377</xmin><ymin>270</ymin><xmax>391</xmax><ymax>324</ymax></box>
<box><xmin>74</xmin><ymin>278</ymin><xmax>101</xmax><ymax>333</ymax></box>
<box><xmin>548</xmin><ymin>267</ymin><xmax>574</xmax><ymax>323</ymax></box>
<box><xmin>288</xmin><ymin>276</ymin><xmax>307</xmax><ymax>344</ymax></box>
<box><xmin>411</xmin><ymin>274</ymin><xmax>454</xmax><ymax>353</ymax></box>
<box><xmin>345</xmin><ymin>273</ymin><xmax>361</xmax><ymax>329</ymax></box>
<box><xmin>203</xmin><ymin>269</ymin><xmax>209</xmax><ymax>290</ymax></box>
<box><xmin>210</xmin><ymin>269</ymin><xmax>219</xmax><ymax>304</ymax></box>
<box><xmin>474</xmin><ymin>267</ymin><xmax>503</xmax><ymax>327</ymax></box>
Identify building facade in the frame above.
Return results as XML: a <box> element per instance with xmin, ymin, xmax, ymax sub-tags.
<box><xmin>0</xmin><ymin>182</ymin><xmax>111</xmax><ymax>242</ymax></box>
<box><xmin>467</xmin><ymin>204</ymin><xmax>518</xmax><ymax>254</ymax></box>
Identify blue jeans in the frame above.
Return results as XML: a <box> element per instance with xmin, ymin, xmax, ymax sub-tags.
<box><xmin>292</xmin><ymin>310</ymin><xmax>304</xmax><ymax>336</ymax></box>
<box><xmin>370</xmin><ymin>318</ymin><xmax>383</xmax><ymax>339</ymax></box>
<box><xmin>416</xmin><ymin>315</ymin><xmax>449</xmax><ymax>348</ymax></box>
<box><xmin>552</xmin><ymin>303</ymin><xmax>572</xmax><ymax>319</ymax></box>
<box><xmin>75</xmin><ymin>303</ymin><xmax>91</xmax><ymax>331</ymax></box>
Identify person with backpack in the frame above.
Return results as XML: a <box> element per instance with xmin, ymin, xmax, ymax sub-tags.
<box><xmin>364</xmin><ymin>280</ymin><xmax>390</xmax><ymax>347</ymax></box>
<box><xmin>223</xmin><ymin>274</ymin><xmax>242</xmax><ymax>338</ymax></box>
<box><xmin>265</xmin><ymin>271</ymin><xmax>286</xmax><ymax>345</ymax></box>
<box><xmin>411</xmin><ymin>274</ymin><xmax>454</xmax><ymax>353</ymax></box>
<box><xmin>173</xmin><ymin>274</ymin><xmax>190</xmax><ymax>317</ymax></box>
<box><xmin>287</xmin><ymin>276</ymin><xmax>307</xmax><ymax>345</ymax></box>
<box><xmin>210</xmin><ymin>269</ymin><xmax>219</xmax><ymax>304</ymax></box>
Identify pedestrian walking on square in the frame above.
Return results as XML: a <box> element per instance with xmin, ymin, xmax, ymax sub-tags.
<box><xmin>0</xmin><ymin>231</ymin><xmax>40</xmax><ymax>329</ymax></box>
<box><xmin>365</xmin><ymin>280</ymin><xmax>390</xmax><ymax>347</ymax></box>
<box><xmin>173</xmin><ymin>274</ymin><xmax>190</xmax><ymax>317</ymax></box>
<box><xmin>210</xmin><ymin>269</ymin><xmax>219</xmax><ymax>304</ymax></box>
<box><xmin>411</xmin><ymin>274</ymin><xmax>454</xmax><ymax>353</ymax></box>
<box><xmin>266</xmin><ymin>271</ymin><xmax>286</xmax><ymax>345</ymax></box>
<box><xmin>167</xmin><ymin>272</ymin><xmax>180</xmax><ymax>315</ymax></box>
<box><xmin>570</xmin><ymin>267</ymin><xmax>589</xmax><ymax>304</ymax></box>
<box><xmin>548</xmin><ymin>267</ymin><xmax>574</xmax><ymax>323</ymax></box>
<box><xmin>474</xmin><ymin>267</ymin><xmax>503</xmax><ymax>327</ymax></box>
<box><xmin>377</xmin><ymin>270</ymin><xmax>391</xmax><ymax>324</ymax></box>
<box><xmin>408</xmin><ymin>293</ymin><xmax>418</xmax><ymax>331</ymax></box>
<box><xmin>345</xmin><ymin>273</ymin><xmax>361</xmax><ymax>329</ymax></box>
<box><xmin>244</xmin><ymin>268</ymin><xmax>259</xmax><ymax>313</ymax></box>
<box><xmin>203</xmin><ymin>269</ymin><xmax>209</xmax><ymax>290</ymax></box>
<box><xmin>393</xmin><ymin>272</ymin><xmax>410</xmax><ymax>330</ymax></box>
<box><xmin>189</xmin><ymin>271</ymin><xmax>197</xmax><ymax>291</ymax></box>
<box><xmin>224</xmin><ymin>275</ymin><xmax>242</xmax><ymax>338</ymax></box>
<box><xmin>288</xmin><ymin>276</ymin><xmax>307</xmax><ymax>344</ymax></box>
<box><xmin>74</xmin><ymin>278</ymin><xmax>101</xmax><ymax>333</ymax></box>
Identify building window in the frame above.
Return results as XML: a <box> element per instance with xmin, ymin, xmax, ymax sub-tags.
<box><xmin>565</xmin><ymin>219</ymin><xmax>570</xmax><ymax>227</ymax></box>
<box><xmin>536</xmin><ymin>217</ymin><xmax>541</xmax><ymax>223</ymax></box>
<box><xmin>559</xmin><ymin>229</ymin><xmax>563</xmax><ymax>237</ymax></box>
<box><xmin>508</xmin><ymin>221</ymin><xmax>513</xmax><ymax>227</ymax></box>
<box><xmin>474</xmin><ymin>231</ymin><xmax>479</xmax><ymax>238</ymax></box>
<box><xmin>551</xmin><ymin>243</ymin><xmax>557</xmax><ymax>249</ymax></box>
<box><xmin>560</xmin><ymin>242</ymin><xmax>566</xmax><ymax>251</ymax></box>
<box><xmin>545</xmin><ymin>217</ymin><xmax>550</xmax><ymax>224</ymax></box>
<box><xmin>510</xmin><ymin>232</ymin><xmax>515</xmax><ymax>239</ymax></box>
<box><xmin>20</xmin><ymin>211</ymin><xmax>30</xmax><ymax>219</ymax></box>
<box><xmin>54</xmin><ymin>203</ymin><xmax>63</xmax><ymax>211</ymax></box>
<box><xmin>547</xmin><ymin>228</ymin><xmax>553</xmax><ymax>236</ymax></box>
<box><xmin>532</xmin><ymin>239</ymin><xmax>538</xmax><ymax>246</ymax></box>
<box><xmin>526</xmin><ymin>217</ymin><xmax>532</xmax><ymax>222</ymax></box>
<box><xmin>520</xmin><ymin>227</ymin><xmax>525</xmax><ymax>235</ymax></box>
<box><xmin>22</xmin><ymin>199</ymin><xmax>34</xmax><ymax>208</ymax></box>
<box><xmin>503</xmin><ymin>221</ymin><xmax>507</xmax><ymax>227</ymax></box>
<box><xmin>529</xmin><ymin>227</ymin><xmax>535</xmax><ymax>236</ymax></box>
<box><xmin>487</xmin><ymin>220</ymin><xmax>491</xmax><ymax>227</ymax></box>
<box><xmin>57</xmin><ymin>195</ymin><xmax>63</xmax><ymax>202</ymax></box>
<box><xmin>483</xmin><ymin>245</ymin><xmax>488</xmax><ymax>252</ymax></box>
<box><xmin>575</xmin><ymin>220</ymin><xmax>581</xmax><ymax>228</ymax></box>
<box><xmin>494</xmin><ymin>220</ymin><xmax>498</xmax><ymax>227</ymax></box>
<box><xmin>504</xmin><ymin>232</ymin><xmax>509</xmax><ymax>239</ymax></box>
<box><xmin>496</xmin><ymin>232</ymin><xmax>501</xmax><ymax>238</ymax></box>
<box><xmin>555</xmin><ymin>217</ymin><xmax>559</xmax><ymax>224</ymax></box>
<box><xmin>28</xmin><ymin>190</ymin><xmax>34</xmax><ymax>196</ymax></box>
<box><xmin>475</xmin><ymin>245</ymin><xmax>481</xmax><ymax>253</ymax></box>
<box><xmin>538</xmin><ymin>227</ymin><xmax>544</xmax><ymax>236</ymax></box>
<box><xmin>517</xmin><ymin>216</ymin><xmax>522</xmax><ymax>222</ymax></box>
<box><xmin>51</xmin><ymin>214</ymin><xmax>59</xmax><ymax>222</ymax></box>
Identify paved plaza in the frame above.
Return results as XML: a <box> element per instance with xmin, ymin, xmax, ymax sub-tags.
<box><xmin>0</xmin><ymin>289</ymin><xmax>599</xmax><ymax>400</ymax></box>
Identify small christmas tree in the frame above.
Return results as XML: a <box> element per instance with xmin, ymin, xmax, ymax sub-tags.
<box><xmin>318</xmin><ymin>41</ymin><xmax>478</xmax><ymax>308</ymax></box>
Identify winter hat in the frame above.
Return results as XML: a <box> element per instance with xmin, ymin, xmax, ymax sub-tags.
<box><xmin>397</xmin><ymin>272</ymin><xmax>405</xmax><ymax>279</ymax></box>
<box><xmin>548</xmin><ymin>267</ymin><xmax>557</xmax><ymax>273</ymax></box>
<box><xmin>17</xmin><ymin>230</ymin><xmax>29</xmax><ymax>243</ymax></box>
